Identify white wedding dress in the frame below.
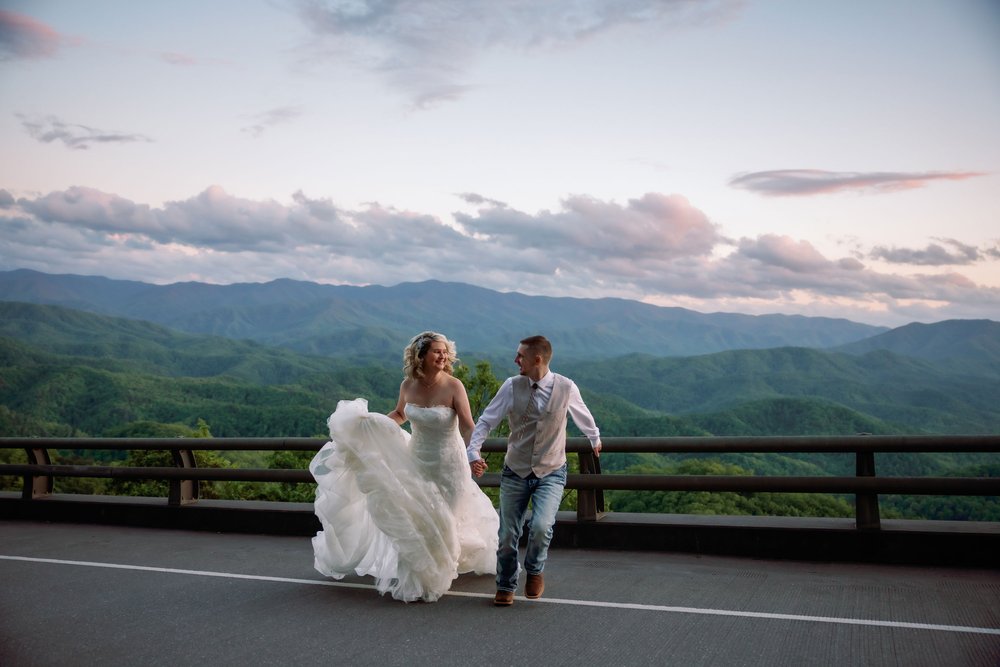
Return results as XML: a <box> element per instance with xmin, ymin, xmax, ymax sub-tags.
<box><xmin>310</xmin><ymin>398</ymin><xmax>498</xmax><ymax>602</ymax></box>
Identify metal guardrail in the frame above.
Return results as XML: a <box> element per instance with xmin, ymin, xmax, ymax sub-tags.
<box><xmin>2</xmin><ymin>435</ymin><xmax>999</xmax><ymax>531</ymax></box>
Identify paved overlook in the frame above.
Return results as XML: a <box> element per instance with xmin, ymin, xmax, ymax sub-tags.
<box><xmin>2</xmin><ymin>521</ymin><xmax>998</xmax><ymax>666</ymax></box>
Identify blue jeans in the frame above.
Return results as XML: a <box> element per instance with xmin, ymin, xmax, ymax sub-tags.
<box><xmin>496</xmin><ymin>463</ymin><xmax>567</xmax><ymax>592</ymax></box>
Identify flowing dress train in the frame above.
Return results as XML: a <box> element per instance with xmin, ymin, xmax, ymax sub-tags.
<box><xmin>310</xmin><ymin>398</ymin><xmax>498</xmax><ymax>602</ymax></box>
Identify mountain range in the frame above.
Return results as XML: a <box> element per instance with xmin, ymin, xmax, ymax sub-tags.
<box><xmin>4</xmin><ymin>297</ymin><xmax>996</xmax><ymax>521</ymax></box>
<box><xmin>2</xmin><ymin>271</ymin><xmax>995</xmax><ymax>524</ymax></box>
<box><xmin>2</xmin><ymin>300</ymin><xmax>999</xmax><ymax>437</ymax></box>
<box><xmin>0</xmin><ymin>268</ymin><xmax>890</xmax><ymax>359</ymax></box>
<box><xmin>1</xmin><ymin>270</ymin><xmax>998</xmax><ymax>436</ymax></box>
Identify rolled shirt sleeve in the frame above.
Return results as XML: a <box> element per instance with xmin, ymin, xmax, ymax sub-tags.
<box><xmin>467</xmin><ymin>378</ymin><xmax>514</xmax><ymax>462</ymax></box>
<box><xmin>567</xmin><ymin>381</ymin><xmax>601</xmax><ymax>449</ymax></box>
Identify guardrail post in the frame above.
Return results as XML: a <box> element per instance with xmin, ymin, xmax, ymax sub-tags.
<box><xmin>576</xmin><ymin>450</ymin><xmax>605</xmax><ymax>522</ymax></box>
<box><xmin>169</xmin><ymin>449</ymin><xmax>198</xmax><ymax>506</ymax></box>
<box><xmin>855</xmin><ymin>449</ymin><xmax>880</xmax><ymax>530</ymax></box>
<box><xmin>22</xmin><ymin>448</ymin><xmax>53</xmax><ymax>500</ymax></box>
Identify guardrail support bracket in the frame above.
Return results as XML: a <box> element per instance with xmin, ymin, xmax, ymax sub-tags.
<box><xmin>169</xmin><ymin>449</ymin><xmax>199</xmax><ymax>506</ymax></box>
<box><xmin>22</xmin><ymin>447</ymin><xmax>53</xmax><ymax>500</ymax></box>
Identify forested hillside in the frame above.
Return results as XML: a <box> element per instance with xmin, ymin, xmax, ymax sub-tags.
<box><xmin>9</xmin><ymin>301</ymin><xmax>997</xmax><ymax>437</ymax></box>
<box><xmin>0</xmin><ymin>269</ymin><xmax>887</xmax><ymax>358</ymax></box>
<box><xmin>1</xmin><ymin>301</ymin><xmax>997</xmax><ymax>520</ymax></box>
<box><xmin>836</xmin><ymin>319</ymin><xmax>1000</xmax><ymax>377</ymax></box>
<box><xmin>561</xmin><ymin>346</ymin><xmax>1000</xmax><ymax>434</ymax></box>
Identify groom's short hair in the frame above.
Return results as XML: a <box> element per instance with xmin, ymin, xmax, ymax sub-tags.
<box><xmin>520</xmin><ymin>335</ymin><xmax>552</xmax><ymax>363</ymax></box>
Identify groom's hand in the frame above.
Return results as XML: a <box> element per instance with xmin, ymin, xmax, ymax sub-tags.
<box><xmin>470</xmin><ymin>459</ymin><xmax>487</xmax><ymax>478</ymax></box>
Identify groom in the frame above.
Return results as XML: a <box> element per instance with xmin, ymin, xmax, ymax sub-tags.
<box><xmin>468</xmin><ymin>335</ymin><xmax>602</xmax><ymax>606</ymax></box>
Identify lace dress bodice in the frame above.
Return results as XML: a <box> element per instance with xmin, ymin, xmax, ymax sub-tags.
<box><xmin>405</xmin><ymin>404</ymin><xmax>469</xmax><ymax>505</ymax></box>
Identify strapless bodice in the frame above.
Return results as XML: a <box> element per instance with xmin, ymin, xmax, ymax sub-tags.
<box><xmin>404</xmin><ymin>403</ymin><xmax>465</xmax><ymax>503</ymax></box>
<box><xmin>405</xmin><ymin>403</ymin><xmax>459</xmax><ymax>440</ymax></box>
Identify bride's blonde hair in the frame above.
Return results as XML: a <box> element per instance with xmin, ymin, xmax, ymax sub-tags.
<box><xmin>403</xmin><ymin>331</ymin><xmax>458</xmax><ymax>380</ymax></box>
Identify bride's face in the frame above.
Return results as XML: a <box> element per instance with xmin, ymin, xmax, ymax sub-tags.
<box><xmin>423</xmin><ymin>341</ymin><xmax>449</xmax><ymax>374</ymax></box>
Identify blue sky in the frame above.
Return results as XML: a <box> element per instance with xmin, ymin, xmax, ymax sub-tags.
<box><xmin>1</xmin><ymin>0</ymin><xmax>998</xmax><ymax>327</ymax></box>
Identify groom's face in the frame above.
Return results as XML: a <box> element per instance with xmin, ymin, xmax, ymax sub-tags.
<box><xmin>515</xmin><ymin>344</ymin><xmax>539</xmax><ymax>376</ymax></box>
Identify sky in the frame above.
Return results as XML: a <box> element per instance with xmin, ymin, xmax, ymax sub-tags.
<box><xmin>1</xmin><ymin>0</ymin><xmax>998</xmax><ymax>327</ymax></box>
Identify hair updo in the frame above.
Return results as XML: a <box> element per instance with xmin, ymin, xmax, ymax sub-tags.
<box><xmin>403</xmin><ymin>331</ymin><xmax>458</xmax><ymax>380</ymax></box>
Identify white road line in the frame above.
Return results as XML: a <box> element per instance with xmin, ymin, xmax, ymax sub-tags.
<box><xmin>0</xmin><ymin>554</ymin><xmax>375</xmax><ymax>590</ymax></box>
<box><xmin>3</xmin><ymin>554</ymin><xmax>998</xmax><ymax>636</ymax></box>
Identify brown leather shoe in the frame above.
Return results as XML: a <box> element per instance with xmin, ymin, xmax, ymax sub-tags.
<box><xmin>493</xmin><ymin>590</ymin><xmax>514</xmax><ymax>606</ymax></box>
<box><xmin>525</xmin><ymin>573</ymin><xmax>544</xmax><ymax>599</ymax></box>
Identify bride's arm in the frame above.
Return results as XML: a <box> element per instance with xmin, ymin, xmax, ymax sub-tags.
<box><xmin>387</xmin><ymin>380</ymin><xmax>409</xmax><ymax>425</ymax></box>
<box><xmin>451</xmin><ymin>377</ymin><xmax>476</xmax><ymax>446</ymax></box>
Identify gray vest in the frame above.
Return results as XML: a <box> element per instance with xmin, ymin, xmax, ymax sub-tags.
<box><xmin>504</xmin><ymin>373</ymin><xmax>572</xmax><ymax>477</ymax></box>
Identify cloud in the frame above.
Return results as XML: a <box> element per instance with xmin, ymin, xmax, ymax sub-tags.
<box><xmin>23</xmin><ymin>186</ymin><xmax>317</xmax><ymax>252</ymax></box>
<box><xmin>452</xmin><ymin>192</ymin><xmax>726</xmax><ymax>283</ymax></box>
<box><xmin>0</xmin><ymin>9</ymin><xmax>67</xmax><ymax>60</ymax></box>
<box><xmin>295</xmin><ymin>0</ymin><xmax>741</xmax><ymax>107</ymax></box>
<box><xmin>706</xmin><ymin>235</ymin><xmax>1000</xmax><ymax>313</ymax></box>
<box><xmin>3</xmin><ymin>184</ymin><xmax>998</xmax><ymax>326</ymax></box>
<box><xmin>736</xmin><ymin>234</ymin><xmax>831</xmax><ymax>274</ymax></box>
<box><xmin>159</xmin><ymin>51</ymin><xmax>201</xmax><ymax>66</ymax></box>
<box><xmin>22</xmin><ymin>187</ymin><xmax>156</xmax><ymax>232</ymax></box>
<box><xmin>457</xmin><ymin>192</ymin><xmax>507</xmax><ymax>208</ymax></box>
<box><xmin>459</xmin><ymin>192</ymin><xmax>722</xmax><ymax>258</ymax></box>
<box><xmin>17</xmin><ymin>114</ymin><xmax>153</xmax><ymax>150</ymax></box>
<box><xmin>13</xmin><ymin>185</ymin><xmax>473</xmax><ymax>259</ymax></box>
<box><xmin>241</xmin><ymin>106</ymin><xmax>305</xmax><ymax>138</ymax></box>
<box><xmin>729</xmin><ymin>169</ymin><xmax>986</xmax><ymax>197</ymax></box>
<box><xmin>870</xmin><ymin>238</ymin><xmax>982</xmax><ymax>266</ymax></box>
<box><xmin>4</xmin><ymin>185</ymin><xmax>726</xmax><ymax>288</ymax></box>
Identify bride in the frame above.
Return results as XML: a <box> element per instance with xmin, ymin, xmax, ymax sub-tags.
<box><xmin>310</xmin><ymin>331</ymin><xmax>499</xmax><ymax>602</ymax></box>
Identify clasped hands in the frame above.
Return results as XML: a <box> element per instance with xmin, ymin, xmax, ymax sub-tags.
<box><xmin>470</xmin><ymin>458</ymin><xmax>488</xmax><ymax>478</ymax></box>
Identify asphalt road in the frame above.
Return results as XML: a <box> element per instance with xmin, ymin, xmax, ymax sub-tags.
<box><xmin>1</xmin><ymin>520</ymin><xmax>998</xmax><ymax>666</ymax></box>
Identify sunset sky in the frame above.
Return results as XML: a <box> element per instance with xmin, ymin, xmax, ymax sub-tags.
<box><xmin>1</xmin><ymin>0</ymin><xmax>998</xmax><ymax>327</ymax></box>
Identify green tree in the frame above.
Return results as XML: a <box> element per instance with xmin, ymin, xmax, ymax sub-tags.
<box><xmin>455</xmin><ymin>360</ymin><xmax>508</xmax><ymax>506</ymax></box>
<box><xmin>454</xmin><ymin>360</ymin><xmax>506</xmax><ymax>432</ymax></box>
<box><xmin>260</xmin><ymin>449</ymin><xmax>317</xmax><ymax>502</ymax></box>
<box><xmin>0</xmin><ymin>444</ymin><xmax>27</xmax><ymax>493</ymax></box>
<box><xmin>606</xmin><ymin>458</ymin><xmax>854</xmax><ymax>518</ymax></box>
<box><xmin>105</xmin><ymin>419</ymin><xmax>238</xmax><ymax>499</ymax></box>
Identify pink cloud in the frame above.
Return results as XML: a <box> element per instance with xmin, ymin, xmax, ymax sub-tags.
<box><xmin>729</xmin><ymin>169</ymin><xmax>986</xmax><ymax>196</ymax></box>
<box><xmin>23</xmin><ymin>186</ymin><xmax>155</xmax><ymax>231</ymax></box>
<box><xmin>0</xmin><ymin>10</ymin><xmax>68</xmax><ymax>60</ymax></box>
<box><xmin>737</xmin><ymin>234</ymin><xmax>831</xmax><ymax>273</ymax></box>
<box><xmin>6</xmin><ymin>184</ymin><xmax>999</xmax><ymax>325</ymax></box>
<box><xmin>457</xmin><ymin>192</ymin><xmax>722</xmax><ymax>261</ymax></box>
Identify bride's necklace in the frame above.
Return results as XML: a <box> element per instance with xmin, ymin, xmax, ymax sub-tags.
<box><xmin>420</xmin><ymin>374</ymin><xmax>441</xmax><ymax>389</ymax></box>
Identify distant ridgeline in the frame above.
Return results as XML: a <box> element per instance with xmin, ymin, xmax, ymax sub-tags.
<box><xmin>0</xmin><ymin>268</ymin><xmax>891</xmax><ymax>359</ymax></box>
<box><xmin>1</xmin><ymin>271</ymin><xmax>998</xmax><ymax>521</ymax></box>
